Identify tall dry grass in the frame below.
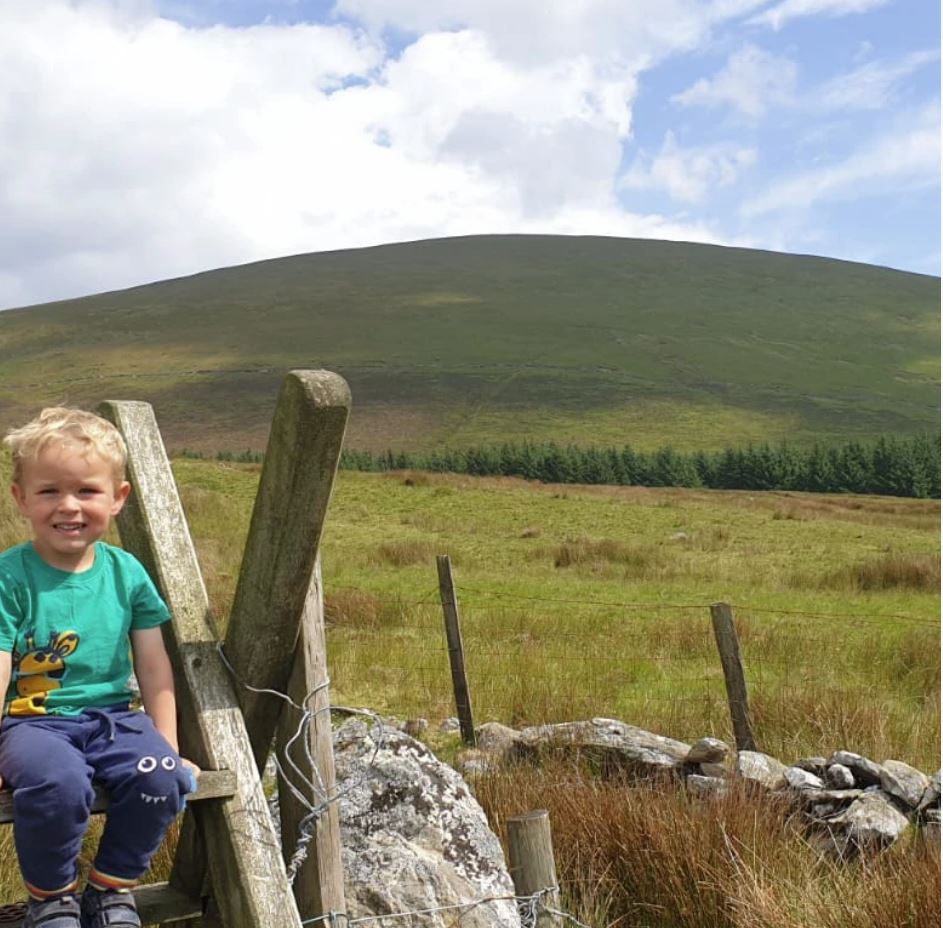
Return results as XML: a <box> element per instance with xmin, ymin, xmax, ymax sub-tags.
<box><xmin>477</xmin><ymin>760</ymin><xmax>941</xmax><ymax>928</ymax></box>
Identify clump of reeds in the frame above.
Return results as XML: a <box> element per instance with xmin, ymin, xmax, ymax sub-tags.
<box><xmin>477</xmin><ymin>759</ymin><xmax>941</xmax><ymax>928</ymax></box>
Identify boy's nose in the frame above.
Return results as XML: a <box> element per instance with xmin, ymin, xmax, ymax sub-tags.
<box><xmin>57</xmin><ymin>494</ymin><xmax>81</xmax><ymax>512</ymax></box>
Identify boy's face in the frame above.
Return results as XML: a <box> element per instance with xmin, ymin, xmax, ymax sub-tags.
<box><xmin>11</xmin><ymin>441</ymin><xmax>131</xmax><ymax>572</ymax></box>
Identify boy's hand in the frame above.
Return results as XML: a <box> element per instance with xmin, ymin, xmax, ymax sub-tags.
<box><xmin>181</xmin><ymin>757</ymin><xmax>201</xmax><ymax>780</ymax></box>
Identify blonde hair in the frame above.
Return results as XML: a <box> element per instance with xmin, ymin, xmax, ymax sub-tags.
<box><xmin>4</xmin><ymin>407</ymin><xmax>128</xmax><ymax>486</ymax></box>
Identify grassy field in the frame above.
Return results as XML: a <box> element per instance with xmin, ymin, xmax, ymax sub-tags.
<box><xmin>0</xmin><ymin>236</ymin><xmax>938</xmax><ymax>452</ymax></box>
<box><xmin>0</xmin><ymin>460</ymin><xmax>938</xmax><ymax>924</ymax></box>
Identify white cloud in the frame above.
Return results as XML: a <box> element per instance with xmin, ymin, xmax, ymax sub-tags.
<box><xmin>815</xmin><ymin>50</ymin><xmax>939</xmax><ymax>111</ymax></box>
<box><xmin>621</xmin><ymin>132</ymin><xmax>757</xmax><ymax>203</ymax></box>
<box><xmin>0</xmin><ymin>0</ymin><xmax>734</xmax><ymax>309</ymax></box>
<box><xmin>741</xmin><ymin>103</ymin><xmax>940</xmax><ymax>217</ymax></box>
<box><xmin>749</xmin><ymin>0</ymin><xmax>889</xmax><ymax>30</ymax></box>
<box><xmin>672</xmin><ymin>44</ymin><xmax>797</xmax><ymax>116</ymax></box>
<box><xmin>333</xmin><ymin>0</ymin><xmax>747</xmax><ymax>67</ymax></box>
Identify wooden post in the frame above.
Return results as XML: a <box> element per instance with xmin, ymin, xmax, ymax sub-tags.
<box><xmin>436</xmin><ymin>555</ymin><xmax>476</xmax><ymax>746</ymax></box>
<box><xmin>507</xmin><ymin>810</ymin><xmax>560</xmax><ymax>928</ymax></box>
<box><xmin>710</xmin><ymin>602</ymin><xmax>757</xmax><ymax>751</ymax></box>
<box><xmin>273</xmin><ymin>555</ymin><xmax>347</xmax><ymax>920</ymax></box>
<box><xmin>224</xmin><ymin>369</ymin><xmax>351</xmax><ymax>771</ymax></box>
<box><xmin>99</xmin><ymin>400</ymin><xmax>303</xmax><ymax>928</ymax></box>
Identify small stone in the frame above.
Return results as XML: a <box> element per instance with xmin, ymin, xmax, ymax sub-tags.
<box><xmin>700</xmin><ymin>762</ymin><xmax>729</xmax><ymax>778</ymax></box>
<box><xmin>403</xmin><ymin>718</ymin><xmax>429</xmax><ymax>737</ymax></box>
<box><xmin>917</xmin><ymin>769</ymin><xmax>941</xmax><ymax>813</ymax></box>
<box><xmin>822</xmin><ymin>791</ymin><xmax>910</xmax><ymax>856</ymax></box>
<box><xmin>828</xmin><ymin>751</ymin><xmax>884</xmax><ymax>788</ymax></box>
<box><xmin>685</xmin><ymin>737</ymin><xmax>730</xmax><ymax>765</ymax></box>
<box><xmin>737</xmin><ymin>751</ymin><xmax>787</xmax><ymax>791</ymax></box>
<box><xmin>784</xmin><ymin>766</ymin><xmax>824</xmax><ymax>790</ymax></box>
<box><xmin>826</xmin><ymin>764</ymin><xmax>856</xmax><ymax>790</ymax></box>
<box><xmin>475</xmin><ymin>722</ymin><xmax>521</xmax><ymax>757</ymax></box>
<box><xmin>880</xmin><ymin>759</ymin><xmax>929</xmax><ymax>810</ymax></box>
<box><xmin>686</xmin><ymin>775</ymin><xmax>729</xmax><ymax>798</ymax></box>
<box><xmin>439</xmin><ymin>717</ymin><xmax>461</xmax><ymax>733</ymax></box>
<box><xmin>921</xmin><ymin>808</ymin><xmax>941</xmax><ymax>843</ymax></box>
<box><xmin>795</xmin><ymin>757</ymin><xmax>829</xmax><ymax>776</ymax></box>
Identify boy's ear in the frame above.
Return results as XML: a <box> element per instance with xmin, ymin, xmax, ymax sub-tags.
<box><xmin>10</xmin><ymin>483</ymin><xmax>27</xmax><ymax>515</ymax></box>
<box><xmin>111</xmin><ymin>480</ymin><xmax>132</xmax><ymax>515</ymax></box>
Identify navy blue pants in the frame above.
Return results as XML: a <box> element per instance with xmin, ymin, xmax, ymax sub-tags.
<box><xmin>0</xmin><ymin>706</ymin><xmax>192</xmax><ymax>897</ymax></box>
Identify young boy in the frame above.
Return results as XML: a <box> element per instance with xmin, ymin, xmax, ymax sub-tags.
<box><xmin>0</xmin><ymin>407</ymin><xmax>198</xmax><ymax>928</ymax></box>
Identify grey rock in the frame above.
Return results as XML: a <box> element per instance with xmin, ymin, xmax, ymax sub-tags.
<box><xmin>685</xmin><ymin>737</ymin><xmax>730</xmax><ymax>765</ymax></box>
<box><xmin>686</xmin><ymin>775</ymin><xmax>729</xmax><ymax>798</ymax></box>
<box><xmin>475</xmin><ymin>722</ymin><xmax>521</xmax><ymax>759</ymax></box>
<box><xmin>917</xmin><ymin>769</ymin><xmax>941</xmax><ymax>814</ymax></box>
<box><xmin>333</xmin><ymin>719</ymin><xmax>520</xmax><ymax>927</ymax></box>
<box><xmin>439</xmin><ymin>717</ymin><xmax>461</xmax><ymax>734</ymax></box>
<box><xmin>784</xmin><ymin>766</ymin><xmax>825</xmax><ymax>790</ymax></box>
<box><xmin>828</xmin><ymin>751</ymin><xmax>884</xmax><ymax>788</ymax></box>
<box><xmin>819</xmin><ymin>791</ymin><xmax>910</xmax><ymax>857</ymax></box>
<box><xmin>403</xmin><ymin>717</ymin><xmax>429</xmax><ymax>737</ymax></box>
<box><xmin>737</xmin><ymin>751</ymin><xmax>787</xmax><ymax>791</ymax></box>
<box><xmin>825</xmin><ymin>764</ymin><xmax>856</xmax><ymax>790</ymax></box>
<box><xmin>794</xmin><ymin>757</ymin><xmax>829</xmax><ymax>776</ymax></box>
<box><xmin>517</xmin><ymin>718</ymin><xmax>690</xmax><ymax>776</ymax></box>
<box><xmin>880</xmin><ymin>759</ymin><xmax>929</xmax><ymax>810</ymax></box>
<box><xmin>700</xmin><ymin>762</ymin><xmax>730</xmax><ymax>779</ymax></box>
<box><xmin>799</xmin><ymin>788</ymin><xmax>865</xmax><ymax>807</ymax></box>
<box><xmin>921</xmin><ymin>808</ymin><xmax>940</xmax><ymax>843</ymax></box>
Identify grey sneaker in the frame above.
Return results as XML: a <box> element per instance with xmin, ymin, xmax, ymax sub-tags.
<box><xmin>79</xmin><ymin>890</ymin><xmax>140</xmax><ymax>928</ymax></box>
<box><xmin>22</xmin><ymin>895</ymin><xmax>81</xmax><ymax>928</ymax></box>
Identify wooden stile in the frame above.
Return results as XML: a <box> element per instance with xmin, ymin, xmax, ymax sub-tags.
<box><xmin>224</xmin><ymin>370</ymin><xmax>351</xmax><ymax>771</ymax></box>
<box><xmin>99</xmin><ymin>399</ymin><xmax>304</xmax><ymax>928</ymax></box>
<box><xmin>273</xmin><ymin>555</ymin><xmax>347</xmax><ymax>918</ymax></box>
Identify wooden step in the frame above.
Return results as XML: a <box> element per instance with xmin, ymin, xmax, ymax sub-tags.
<box><xmin>0</xmin><ymin>881</ymin><xmax>204</xmax><ymax>927</ymax></box>
<box><xmin>0</xmin><ymin>769</ymin><xmax>236</xmax><ymax>825</ymax></box>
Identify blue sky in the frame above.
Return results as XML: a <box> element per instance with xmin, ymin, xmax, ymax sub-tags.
<box><xmin>0</xmin><ymin>0</ymin><xmax>938</xmax><ymax>309</ymax></box>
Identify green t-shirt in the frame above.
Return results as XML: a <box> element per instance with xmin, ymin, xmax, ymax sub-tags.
<box><xmin>0</xmin><ymin>541</ymin><xmax>171</xmax><ymax>716</ymax></box>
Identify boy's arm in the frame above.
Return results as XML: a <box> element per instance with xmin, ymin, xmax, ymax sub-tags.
<box><xmin>131</xmin><ymin>627</ymin><xmax>199</xmax><ymax>775</ymax></box>
<box><xmin>0</xmin><ymin>650</ymin><xmax>9</xmax><ymax>788</ymax></box>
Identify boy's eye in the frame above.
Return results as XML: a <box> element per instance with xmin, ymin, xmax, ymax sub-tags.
<box><xmin>38</xmin><ymin>489</ymin><xmax>57</xmax><ymax>495</ymax></box>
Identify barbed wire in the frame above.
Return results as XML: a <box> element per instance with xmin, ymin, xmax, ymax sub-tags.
<box><xmin>215</xmin><ymin>644</ymin><xmax>595</xmax><ymax>928</ymax></box>
<box><xmin>299</xmin><ymin>885</ymin><xmax>592</xmax><ymax>927</ymax></box>
<box><xmin>326</xmin><ymin>583</ymin><xmax>937</xmax><ymax>626</ymax></box>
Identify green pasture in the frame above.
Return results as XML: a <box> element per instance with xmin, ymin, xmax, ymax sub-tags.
<box><xmin>158</xmin><ymin>462</ymin><xmax>942</xmax><ymax>770</ymax></box>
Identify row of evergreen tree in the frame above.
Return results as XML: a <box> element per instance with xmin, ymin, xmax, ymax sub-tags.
<box><xmin>339</xmin><ymin>434</ymin><xmax>941</xmax><ymax>498</ymax></box>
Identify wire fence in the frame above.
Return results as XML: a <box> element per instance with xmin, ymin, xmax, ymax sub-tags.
<box><xmin>324</xmin><ymin>578</ymin><xmax>940</xmax><ymax>768</ymax></box>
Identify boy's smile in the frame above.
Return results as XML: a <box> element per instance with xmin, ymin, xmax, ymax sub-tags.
<box><xmin>11</xmin><ymin>442</ymin><xmax>130</xmax><ymax>572</ymax></box>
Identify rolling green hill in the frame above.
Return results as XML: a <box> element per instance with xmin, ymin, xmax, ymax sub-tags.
<box><xmin>0</xmin><ymin>235</ymin><xmax>938</xmax><ymax>452</ymax></box>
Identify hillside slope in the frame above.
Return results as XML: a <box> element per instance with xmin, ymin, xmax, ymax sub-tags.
<box><xmin>0</xmin><ymin>235</ymin><xmax>938</xmax><ymax>451</ymax></box>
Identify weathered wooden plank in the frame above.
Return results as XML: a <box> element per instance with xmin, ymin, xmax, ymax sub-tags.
<box><xmin>710</xmin><ymin>602</ymin><xmax>757</xmax><ymax>751</ymax></box>
<box><xmin>274</xmin><ymin>555</ymin><xmax>347</xmax><ymax>921</ymax></box>
<box><xmin>224</xmin><ymin>370</ymin><xmax>350</xmax><ymax>771</ymax></box>
<box><xmin>98</xmin><ymin>400</ymin><xmax>302</xmax><ymax>928</ymax></box>
<box><xmin>0</xmin><ymin>770</ymin><xmax>235</xmax><ymax>825</ymax></box>
<box><xmin>0</xmin><ymin>882</ymin><xmax>202</xmax><ymax>928</ymax></box>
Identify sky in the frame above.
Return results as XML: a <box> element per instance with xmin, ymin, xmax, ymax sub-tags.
<box><xmin>0</xmin><ymin>0</ymin><xmax>939</xmax><ymax>310</ymax></box>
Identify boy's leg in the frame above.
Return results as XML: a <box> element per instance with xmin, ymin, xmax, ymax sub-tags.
<box><xmin>0</xmin><ymin>717</ymin><xmax>94</xmax><ymax>900</ymax></box>
<box><xmin>84</xmin><ymin>710</ymin><xmax>192</xmax><ymax>889</ymax></box>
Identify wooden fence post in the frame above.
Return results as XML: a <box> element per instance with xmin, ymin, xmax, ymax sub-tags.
<box><xmin>224</xmin><ymin>370</ymin><xmax>351</xmax><ymax>770</ymax></box>
<box><xmin>273</xmin><ymin>554</ymin><xmax>347</xmax><ymax>919</ymax></box>
<box><xmin>99</xmin><ymin>400</ymin><xmax>303</xmax><ymax>928</ymax></box>
<box><xmin>507</xmin><ymin>810</ymin><xmax>560</xmax><ymax>928</ymax></box>
<box><xmin>221</xmin><ymin>371</ymin><xmax>350</xmax><ymax>925</ymax></box>
<box><xmin>436</xmin><ymin>555</ymin><xmax>476</xmax><ymax>746</ymax></box>
<box><xmin>710</xmin><ymin>602</ymin><xmax>757</xmax><ymax>751</ymax></box>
